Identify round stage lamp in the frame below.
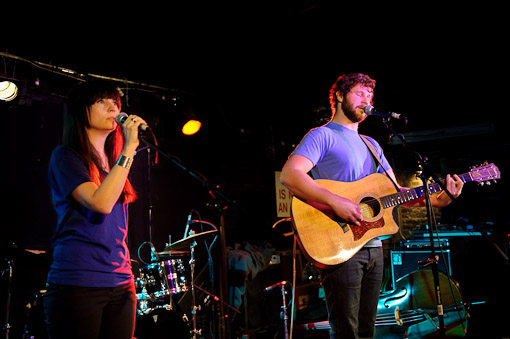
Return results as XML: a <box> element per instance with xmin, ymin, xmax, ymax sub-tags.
<box><xmin>182</xmin><ymin>119</ymin><xmax>202</xmax><ymax>135</ymax></box>
<box><xmin>0</xmin><ymin>81</ymin><xmax>18</xmax><ymax>102</ymax></box>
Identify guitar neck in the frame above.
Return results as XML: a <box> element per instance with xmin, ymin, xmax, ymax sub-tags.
<box><xmin>381</xmin><ymin>172</ymin><xmax>473</xmax><ymax>209</ymax></box>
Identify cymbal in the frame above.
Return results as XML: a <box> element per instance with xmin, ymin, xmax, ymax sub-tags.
<box><xmin>156</xmin><ymin>250</ymin><xmax>190</xmax><ymax>259</ymax></box>
<box><xmin>0</xmin><ymin>245</ymin><xmax>51</xmax><ymax>266</ymax></box>
<box><xmin>164</xmin><ymin>230</ymin><xmax>217</xmax><ymax>251</ymax></box>
<box><xmin>1</xmin><ymin>245</ymin><xmax>46</xmax><ymax>259</ymax></box>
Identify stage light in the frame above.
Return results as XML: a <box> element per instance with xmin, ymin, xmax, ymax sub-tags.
<box><xmin>181</xmin><ymin>108</ymin><xmax>201</xmax><ymax>135</ymax></box>
<box><xmin>182</xmin><ymin>119</ymin><xmax>202</xmax><ymax>135</ymax></box>
<box><xmin>0</xmin><ymin>81</ymin><xmax>18</xmax><ymax>102</ymax></box>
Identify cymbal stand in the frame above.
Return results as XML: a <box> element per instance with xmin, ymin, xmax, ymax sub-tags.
<box><xmin>140</xmin><ymin>136</ymin><xmax>235</xmax><ymax>338</ymax></box>
<box><xmin>3</xmin><ymin>259</ymin><xmax>12</xmax><ymax>339</ymax></box>
<box><xmin>188</xmin><ymin>236</ymin><xmax>201</xmax><ymax>339</ymax></box>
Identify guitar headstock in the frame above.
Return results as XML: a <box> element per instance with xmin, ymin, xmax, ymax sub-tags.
<box><xmin>469</xmin><ymin>162</ymin><xmax>501</xmax><ymax>185</ymax></box>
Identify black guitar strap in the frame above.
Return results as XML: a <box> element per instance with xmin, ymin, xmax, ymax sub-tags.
<box><xmin>359</xmin><ymin>135</ymin><xmax>400</xmax><ymax>191</ymax></box>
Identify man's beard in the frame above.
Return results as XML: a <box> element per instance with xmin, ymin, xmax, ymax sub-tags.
<box><xmin>341</xmin><ymin>99</ymin><xmax>365</xmax><ymax>123</ymax></box>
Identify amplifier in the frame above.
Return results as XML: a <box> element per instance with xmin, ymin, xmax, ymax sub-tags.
<box><xmin>390</xmin><ymin>249</ymin><xmax>452</xmax><ymax>290</ymax></box>
<box><xmin>402</xmin><ymin>238</ymin><xmax>449</xmax><ymax>248</ymax></box>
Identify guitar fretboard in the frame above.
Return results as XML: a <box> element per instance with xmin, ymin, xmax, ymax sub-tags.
<box><xmin>380</xmin><ymin>172</ymin><xmax>473</xmax><ymax>209</ymax></box>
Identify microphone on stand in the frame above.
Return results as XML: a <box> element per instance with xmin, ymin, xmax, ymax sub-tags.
<box><xmin>115</xmin><ymin>112</ymin><xmax>151</xmax><ymax>131</ymax></box>
<box><xmin>264</xmin><ymin>281</ymin><xmax>288</xmax><ymax>291</ymax></box>
<box><xmin>183</xmin><ymin>211</ymin><xmax>193</xmax><ymax>239</ymax></box>
<box><xmin>363</xmin><ymin>105</ymin><xmax>408</xmax><ymax>124</ymax></box>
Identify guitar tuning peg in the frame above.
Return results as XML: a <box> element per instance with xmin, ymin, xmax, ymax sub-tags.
<box><xmin>493</xmin><ymin>180</ymin><xmax>498</xmax><ymax>184</ymax></box>
<box><xmin>486</xmin><ymin>181</ymin><xmax>491</xmax><ymax>186</ymax></box>
<box><xmin>479</xmin><ymin>182</ymin><xmax>485</xmax><ymax>186</ymax></box>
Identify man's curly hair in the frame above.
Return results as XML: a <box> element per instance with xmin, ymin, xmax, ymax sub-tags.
<box><xmin>329</xmin><ymin>73</ymin><xmax>376</xmax><ymax>114</ymax></box>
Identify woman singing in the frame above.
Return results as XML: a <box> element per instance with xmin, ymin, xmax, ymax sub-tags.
<box><xmin>44</xmin><ymin>79</ymin><xmax>146</xmax><ymax>339</ymax></box>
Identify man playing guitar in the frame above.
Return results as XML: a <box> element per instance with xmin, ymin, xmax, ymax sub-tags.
<box><xmin>280</xmin><ymin>73</ymin><xmax>463</xmax><ymax>339</ymax></box>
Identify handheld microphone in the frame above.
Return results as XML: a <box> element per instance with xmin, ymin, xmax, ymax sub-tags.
<box><xmin>363</xmin><ymin>105</ymin><xmax>407</xmax><ymax>123</ymax></box>
<box><xmin>115</xmin><ymin>112</ymin><xmax>151</xmax><ymax>131</ymax></box>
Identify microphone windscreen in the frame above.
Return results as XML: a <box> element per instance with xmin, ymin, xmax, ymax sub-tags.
<box><xmin>115</xmin><ymin>112</ymin><xmax>128</xmax><ymax>125</ymax></box>
<box><xmin>363</xmin><ymin>105</ymin><xmax>374</xmax><ymax>114</ymax></box>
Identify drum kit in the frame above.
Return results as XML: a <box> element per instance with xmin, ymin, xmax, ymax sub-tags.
<box><xmin>134</xmin><ymin>229</ymin><xmax>217</xmax><ymax>339</ymax></box>
<box><xmin>0</xmin><ymin>228</ymin><xmax>217</xmax><ymax>339</ymax></box>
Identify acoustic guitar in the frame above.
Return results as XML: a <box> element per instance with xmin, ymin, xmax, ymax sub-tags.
<box><xmin>290</xmin><ymin>163</ymin><xmax>500</xmax><ymax>268</ymax></box>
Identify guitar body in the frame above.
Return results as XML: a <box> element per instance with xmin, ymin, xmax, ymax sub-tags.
<box><xmin>290</xmin><ymin>163</ymin><xmax>500</xmax><ymax>268</ymax></box>
<box><xmin>291</xmin><ymin>173</ymin><xmax>400</xmax><ymax>268</ymax></box>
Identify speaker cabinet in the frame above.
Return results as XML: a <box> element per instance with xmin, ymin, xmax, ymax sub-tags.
<box><xmin>390</xmin><ymin>249</ymin><xmax>452</xmax><ymax>290</ymax></box>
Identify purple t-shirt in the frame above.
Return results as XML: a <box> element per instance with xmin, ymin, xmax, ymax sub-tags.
<box><xmin>292</xmin><ymin>122</ymin><xmax>392</xmax><ymax>247</ymax></box>
<box><xmin>47</xmin><ymin>145</ymin><xmax>133</xmax><ymax>287</ymax></box>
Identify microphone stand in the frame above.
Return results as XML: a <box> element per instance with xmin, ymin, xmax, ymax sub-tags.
<box><xmin>139</xmin><ymin>136</ymin><xmax>235</xmax><ymax>339</ymax></box>
<box><xmin>265</xmin><ymin>281</ymin><xmax>290</xmax><ymax>339</ymax></box>
<box><xmin>380</xmin><ymin>117</ymin><xmax>456</xmax><ymax>337</ymax></box>
<box><xmin>3</xmin><ymin>259</ymin><xmax>12</xmax><ymax>339</ymax></box>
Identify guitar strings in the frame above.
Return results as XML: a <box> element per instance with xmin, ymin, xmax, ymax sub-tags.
<box><xmin>354</xmin><ymin>165</ymin><xmax>498</xmax><ymax>212</ymax></box>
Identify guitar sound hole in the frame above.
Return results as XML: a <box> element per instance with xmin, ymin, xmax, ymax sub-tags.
<box><xmin>359</xmin><ymin>197</ymin><xmax>381</xmax><ymax>219</ymax></box>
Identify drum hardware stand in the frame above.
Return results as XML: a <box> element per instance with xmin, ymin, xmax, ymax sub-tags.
<box><xmin>140</xmin><ymin>136</ymin><xmax>235</xmax><ymax>339</ymax></box>
<box><xmin>381</xmin><ymin>117</ymin><xmax>458</xmax><ymax>337</ymax></box>
<box><xmin>187</xmin><ymin>232</ymin><xmax>201</xmax><ymax>339</ymax></box>
<box><xmin>3</xmin><ymin>259</ymin><xmax>13</xmax><ymax>339</ymax></box>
